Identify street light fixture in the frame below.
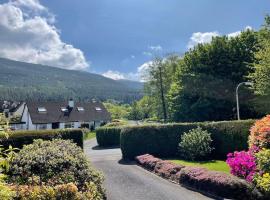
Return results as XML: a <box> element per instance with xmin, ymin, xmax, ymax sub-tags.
<box><xmin>236</xmin><ymin>82</ymin><xmax>253</xmax><ymax>120</ymax></box>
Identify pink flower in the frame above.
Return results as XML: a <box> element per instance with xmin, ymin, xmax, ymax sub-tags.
<box><xmin>226</xmin><ymin>149</ymin><xmax>257</xmax><ymax>182</ymax></box>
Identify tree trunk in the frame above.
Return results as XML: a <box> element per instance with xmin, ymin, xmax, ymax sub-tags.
<box><xmin>158</xmin><ymin>66</ymin><xmax>167</xmax><ymax>121</ymax></box>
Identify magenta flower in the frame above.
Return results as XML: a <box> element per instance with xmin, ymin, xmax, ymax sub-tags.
<box><xmin>226</xmin><ymin>149</ymin><xmax>257</xmax><ymax>182</ymax></box>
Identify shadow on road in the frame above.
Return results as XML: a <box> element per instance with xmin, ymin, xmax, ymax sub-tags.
<box><xmin>118</xmin><ymin>159</ymin><xmax>136</xmax><ymax>165</ymax></box>
<box><xmin>92</xmin><ymin>145</ymin><xmax>120</xmax><ymax>150</ymax></box>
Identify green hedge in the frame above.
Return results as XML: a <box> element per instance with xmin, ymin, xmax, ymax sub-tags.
<box><xmin>0</xmin><ymin>129</ymin><xmax>84</xmax><ymax>149</ymax></box>
<box><xmin>120</xmin><ymin>120</ymin><xmax>255</xmax><ymax>160</ymax></box>
<box><xmin>96</xmin><ymin>127</ymin><xmax>122</xmax><ymax>147</ymax></box>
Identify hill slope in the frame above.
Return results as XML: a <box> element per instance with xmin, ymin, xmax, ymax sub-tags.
<box><xmin>0</xmin><ymin>58</ymin><xmax>143</xmax><ymax>103</ymax></box>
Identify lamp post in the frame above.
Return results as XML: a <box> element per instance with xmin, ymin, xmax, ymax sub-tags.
<box><xmin>236</xmin><ymin>82</ymin><xmax>253</xmax><ymax>120</ymax></box>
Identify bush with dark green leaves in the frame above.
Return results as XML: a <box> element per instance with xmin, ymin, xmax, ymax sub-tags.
<box><xmin>178</xmin><ymin>127</ymin><xmax>213</xmax><ymax>161</ymax></box>
<box><xmin>9</xmin><ymin>139</ymin><xmax>105</xmax><ymax>199</ymax></box>
<box><xmin>96</xmin><ymin>127</ymin><xmax>122</xmax><ymax>147</ymax></box>
<box><xmin>121</xmin><ymin>120</ymin><xmax>254</xmax><ymax>160</ymax></box>
<box><xmin>0</xmin><ymin>129</ymin><xmax>83</xmax><ymax>149</ymax></box>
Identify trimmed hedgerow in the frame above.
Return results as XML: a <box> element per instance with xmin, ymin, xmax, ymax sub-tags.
<box><xmin>0</xmin><ymin>129</ymin><xmax>84</xmax><ymax>149</ymax></box>
<box><xmin>121</xmin><ymin>120</ymin><xmax>254</xmax><ymax>160</ymax></box>
<box><xmin>136</xmin><ymin>154</ymin><xmax>261</xmax><ymax>200</ymax></box>
<box><xmin>96</xmin><ymin>127</ymin><xmax>122</xmax><ymax>147</ymax></box>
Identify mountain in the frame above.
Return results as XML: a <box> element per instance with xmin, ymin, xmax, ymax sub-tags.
<box><xmin>0</xmin><ymin>58</ymin><xmax>143</xmax><ymax>103</ymax></box>
<box><xmin>115</xmin><ymin>79</ymin><xmax>144</xmax><ymax>90</ymax></box>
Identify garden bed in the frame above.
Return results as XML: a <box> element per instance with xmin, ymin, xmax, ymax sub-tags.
<box><xmin>136</xmin><ymin>154</ymin><xmax>261</xmax><ymax>200</ymax></box>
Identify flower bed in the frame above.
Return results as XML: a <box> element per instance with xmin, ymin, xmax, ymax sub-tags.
<box><xmin>136</xmin><ymin>154</ymin><xmax>261</xmax><ymax>199</ymax></box>
<box><xmin>226</xmin><ymin>115</ymin><xmax>270</xmax><ymax>198</ymax></box>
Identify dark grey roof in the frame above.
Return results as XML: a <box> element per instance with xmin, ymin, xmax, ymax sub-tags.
<box><xmin>27</xmin><ymin>101</ymin><xmax>111</xmax><ymax>124</ymax></box>
<box><xmin>0</xmin><ymin>101</ymin><xmax>22</xmax><ymax>113</ymax></box>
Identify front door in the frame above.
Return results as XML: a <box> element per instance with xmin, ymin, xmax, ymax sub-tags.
<box><xmin>52</xmin><ymin>122</ymin><xmax>60</xmax><ymax>129</ymax></box>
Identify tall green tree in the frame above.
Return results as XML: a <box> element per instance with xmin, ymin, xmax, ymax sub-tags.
<box><xmin>144</xmin><ymin>55</ymin><xmax>180</xmax><ymax>121</ymax></box>
<box><xmin>249</xmin><ymin>15</ymin><xmax>270</xmax><ymax>113</ymax></box>
<box><xmin>168</xmin><ymin>29</ymin><xmax>260</xmax><ymax>122</ymax></box>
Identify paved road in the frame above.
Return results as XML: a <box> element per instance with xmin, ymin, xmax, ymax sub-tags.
<box><xmin>84</xmin><ymin>139</ymin><xmax>212</xmax><ymax>200</ymax></box>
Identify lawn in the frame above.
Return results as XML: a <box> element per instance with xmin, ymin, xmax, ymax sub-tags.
<box><xmin>169</xmin><ymin>159</ymin><xmax>230</xmax><ymax>173</ymax></box>
<box><xmin>83</xmin><ymin>131</ymin><xmax>96</xmax><ymax>140</ymax></box>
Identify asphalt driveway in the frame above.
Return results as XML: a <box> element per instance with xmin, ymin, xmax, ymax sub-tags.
<box><xmin>84</xmin><ymin>139</ymin><xmax>212</xmax><ymax>200</ymax></box>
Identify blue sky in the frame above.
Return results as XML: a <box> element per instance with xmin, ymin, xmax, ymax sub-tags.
<box><xmin>0</xmin><ymin>0</ymin><xmax>270</xmax><ymax>80</ymax></box>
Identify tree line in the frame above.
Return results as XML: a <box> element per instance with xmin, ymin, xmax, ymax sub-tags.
<box><xmin>128</xmin><ymin>15</ymin><xmax>270</xmax><ymax>122</ymax></box>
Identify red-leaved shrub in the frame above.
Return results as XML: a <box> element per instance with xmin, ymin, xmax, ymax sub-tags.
<box><xmin>136</xmin><ymin>154</ymin><xmax>161</xmax><ymax>170</ymax></box>
<box><xmin>179</xmin><ymin>166</ymin><xmax>257</xmax><ymax>199</ymax></box>
<box><xmin>136</xmin><ymin>154</ymin><xmax>261</xmax><ymax>199</ymax></box>
<box><xmin>249</xmin><ymin>115</ymin><xmax>270</xmax><ymax>148</ymax></box>
<box><xmin>154</xmin><ymin>160</ymin><xmax>184</xmax><ymax>181</ymax></box>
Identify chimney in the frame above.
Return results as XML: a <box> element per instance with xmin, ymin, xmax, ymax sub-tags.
<box><xmin>68</xmin><ymin>98</ymin><xmax>74</xmax><ymax>108</ymax></box>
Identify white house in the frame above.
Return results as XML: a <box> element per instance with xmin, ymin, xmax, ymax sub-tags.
<box><xmin>20</xmin><ymin>99</ymin><xmax>111</xmax><ymax>130</ymax></box>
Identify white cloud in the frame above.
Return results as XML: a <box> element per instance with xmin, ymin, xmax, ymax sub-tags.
<box><xmin>187</xmin><ymin>26</ymin><xmax>253</xmax><ymax>49</ymax></box>
<box><xmin>187</xmin><ymin>31</ymin><xmax>219</xmax><ymax>49</ymax></box>
<box><xmin>143</xmin><ymin>45</ymin><xmax>163</xmax><ymax>57</ymax></box>
<box><xmin>0</xmin><ymin>0</ymin><xmax>89</xmax><ymax>70</ymax></box>
<box><xmin>102</xmin><ymin>70</ymin><xmax>126</xmax><ymax>80</ymax></box>
<box><xmin>102</xmin><ymin>61</ymin><xmax>153</xmax><ymax>82</ymax></box>
<box><xmin>228</xmin><ymin>26</ymin><xmax>252</xmax><ymax>38</ymax></box>
<box><xmin>148</xmin><ymin>45</ymin><xmax>162</xmax><ymax>51</ymax></box>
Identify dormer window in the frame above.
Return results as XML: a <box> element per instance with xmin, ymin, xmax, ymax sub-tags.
<box><xmin>38</xmin><ymin>107</ymin><xmax>47</xmax><ymax>113</ymax></box>
<box><xmin>77</xmin><ymin>107</ymin><xmax>84</xmax><ymax>112</ymax></box>
<box><xmin>95</xmin><ymin>107</ymin><xmax>102</xmax><ymax>111</ymax></box>
<box><xmin>61</xmin><ymin>107</ymin><xmax>68</xmax><ymax>112</ymax></box>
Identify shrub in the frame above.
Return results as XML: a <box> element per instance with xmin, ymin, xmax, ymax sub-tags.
<box><xmin>255</xmin><ymin>173</ymin><xmax>270</xmax><ymax>194</ymax></box>
<box><xmin>249</xmin><ymin>115</ymin><xmax>270</xmax><ymax>148</ymax></box>
<box><xmin>256</xmin><ymin>148</ymin><xmax>270</xmax><ymax>173</ymax></box>
<box><xmin>226</xmin><ymin>150</ymin><xmax>257</xmax><ymax>182</ymax></box>
<box><xmin>10</xmin><ymin>139</ymin><xmax>105</xmax><ymax>198</ymax></box>
<box><xmin>179</xmin><ymin>166</ymin><xmax>257</xmax><ymax>199</ymax></box>
<box><xmin>12</xmin><ymin>182</ymin><xmax>103</xmax><ymax>200</ymax></box>
<box><xmin>121</xmin><ymin>120</ymin><xmax>254</xmax><ymax>160</ymax></box>
<box><xmin>96</xmin><ymin>127</ymin><xmax>122</xmax><ymax>146</ymax></box>
<box><xmin>178</xmin><ymin>127</ymin><xmax>213</xmax><ymax>161</ymax></box>
<box><xmin>0</xmin><ymin>174</ymin><xmax>15</xmax><ymax>200</ymax></box>
<box><xmin>0</xmin><ymin>129</ymin><xmax>84</xmax><ymax>149</ymax></box>
<box><xmin>136</xmin><ymin>154</ymin><xmax>259</xmax><ymax>199</ymax></box>
<box><xmin>104</xmin><ymin>119</ymin><xmax>128</xmax><ymax>127</ymax></box>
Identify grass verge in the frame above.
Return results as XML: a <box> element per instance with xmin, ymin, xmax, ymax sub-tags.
<box><xmin>169</xmin><ymin>159</ymin><xmax>230</xmax><ymax>173</ymax></box>
<box><xmin>83</xmin><ymin>131</ymin><xmax>96</xmax><ymax>140</ymax></box>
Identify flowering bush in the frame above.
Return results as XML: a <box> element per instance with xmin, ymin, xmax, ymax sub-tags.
<box><xmin>11</xmin><ymin>182</ymin><xmax>103</xmax><ymax>200</ymax></box>
<box><xmin>0</xmin><ymin>174</ymin><xmax>15</xmax><ymax>200</ymax></box>
<box><xmin>249</xmin><ymin>115</ymin><xmax>270</xmax><ymax>148</ymax></box>
<box><xmin>178</xmin><ymin>127</ymin><xmax>214</xmax><ymax>161</ymax></box>
<box><xmin>10</xmin><ymin>139</ymin><xmax>105</xmax><ymax>199</ymax></box>
<box><xmin>226</xmin><ymin>150</ymin><xmax>257</xmax><ymax>182</ymax></box>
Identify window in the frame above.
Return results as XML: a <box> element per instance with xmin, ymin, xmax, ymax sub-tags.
<box><xmin>77</xmin><ymin>107</ymin><xmax>84</xmax><ymax>112</ymax></box>
<box><xmin>38</xmin><ymin>107</ymin><xmax>47</xmax><ymax>113</ymax></box>
<box><xmin>64</xmin><ymin>122</ymin><xmax>74</xmax><ymax>129</ymax></box>
<box><xmin>95</xmin><ymin>107</ymin><xmax>102</xmax><ymax>111</ymax></box>
<box><xmin>61</xmin><ymin>107</ymin><xmax>68</xmax><ymax>112</ymax></box>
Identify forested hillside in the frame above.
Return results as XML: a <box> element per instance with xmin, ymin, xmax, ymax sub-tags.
<box><xmin>0</xmin><ymin>58</ymin><xmax>143</xmax><ymax>103</ymax></box>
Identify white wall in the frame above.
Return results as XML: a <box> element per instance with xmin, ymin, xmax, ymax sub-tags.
<box><xmin>21</xmin><ymin>105</ymin><xmax>35</xmax><ymax>130</ymax></box>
